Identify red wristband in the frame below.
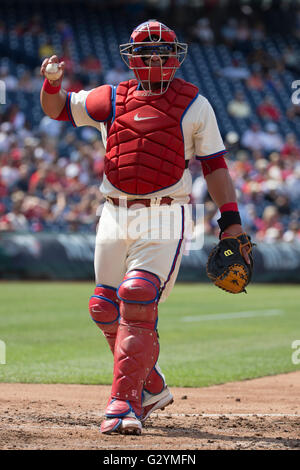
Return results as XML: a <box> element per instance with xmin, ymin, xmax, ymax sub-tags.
<box><xmin>220</xmin><ymin>202</ymin><xmax>238</xmax><ymax>213</ymax></box>
<box><xmin>42</xmin><ymin>78</ymin><xmax>61</xmax><ymax>94</ymax></box>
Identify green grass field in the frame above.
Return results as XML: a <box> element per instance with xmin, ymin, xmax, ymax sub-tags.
<box><xmin>0</xmin><ymin>282</ymin><xmax>299</xmax><ymax>387</ymax></box>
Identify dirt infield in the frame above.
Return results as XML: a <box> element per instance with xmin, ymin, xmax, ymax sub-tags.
<box><xmin>0</xmin><ymin>372</ymin><xmax>299</xmax><ymax>450</ymax></box>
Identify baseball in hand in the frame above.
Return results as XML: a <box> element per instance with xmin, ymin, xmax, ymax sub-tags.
<box><xmin>45</xmin><ymin>63</ymin><xmax>63</xmax><ymax>81</ymax></box>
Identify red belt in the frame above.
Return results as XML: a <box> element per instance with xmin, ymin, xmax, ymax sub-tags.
<box><xmin>107</xmin><ymin>196</ymin><xmax>174</xmax><ymax>208</ymax></box>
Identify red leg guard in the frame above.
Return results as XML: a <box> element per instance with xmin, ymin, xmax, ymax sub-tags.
<box><xmin>89</xmin><ymin>282</ymin><xmax>164</xmax><ymax>397</ymax></box>
<box><xmin>106</xmin><ymin>271</ymin><xmax>161</xmax><ymax>418</ymax></box>
<box><xmin>144</xmin><ymin>365</ymin><xmax>165</xmax><ymax>394</ymax></box>
<box><xmin>108</xmin><ymin>324</ymin><xmax>160</xmax><ymax>417</ymax></box>
<box><xmin>88</xmin><ymin>285</ymin><xmax>119</xmax><ymax>353</ymax></box>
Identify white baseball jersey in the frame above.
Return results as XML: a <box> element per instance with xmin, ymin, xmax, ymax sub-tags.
<box><xmin>68</xmin><ymin>88</ymin><xmax>226</xmax><ymax>203</ymax></box>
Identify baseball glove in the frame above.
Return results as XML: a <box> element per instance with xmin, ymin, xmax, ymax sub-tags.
<box><xmin>206</xmin><ymin>232</ymin><xmax>254</xmax><ymax>294</ymax></box>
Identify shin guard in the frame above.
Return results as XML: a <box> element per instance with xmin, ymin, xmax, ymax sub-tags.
<box><xmin>88</xmin><ymin>285</ymin><xmax>120</xmax><ymax>353</ymax></box>
<box><xmin>106</xmin><ymin>271</ymin><xmax>161</xmax><ymax>418</ymax></box>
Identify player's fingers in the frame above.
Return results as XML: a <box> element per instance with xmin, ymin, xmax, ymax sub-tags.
<box><xmin>242</xmin><ymin>247</ymin><xmax>250</xmax><ymax>265</ymax></box>
<box><xmin>49</xmin><ymin>55</ymin><xmax>59</xmax><ymax>64</ymax></box>
<box><xmin>58</xmin><ymin>61</ymin><xmax>65</xmax><ymax>71</ymax></box>
<box><xmin>41</xmin><ymin>58</ymin><xmax>49</xmax><ymax>68</ymax></box>
<box><xmin>40</xmin><ymin>58</ymin><xmax>50</xmax><ymax>75</ymax></box>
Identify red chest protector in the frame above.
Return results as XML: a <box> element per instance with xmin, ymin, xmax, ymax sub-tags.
<box><xmin>105</xmin><ymin>78</ymin><xmax>198</xmax><ymax>195</ymax></box>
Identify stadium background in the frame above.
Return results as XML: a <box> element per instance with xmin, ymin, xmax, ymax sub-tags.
<box><xmin>0</xmin><ymin>0</ymin><xmax>300</xmax><ymax>451</ymax></box>
<box><xmin>0</xmin><ymin>0</ymin><xmax>299</xmax><ymax>245</ymax></box>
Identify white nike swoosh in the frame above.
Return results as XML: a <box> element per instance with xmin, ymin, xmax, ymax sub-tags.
<box><xmin>134</xmin><ymin>113</ymin><xmax>159</xmax><ymax>121</ymax></box>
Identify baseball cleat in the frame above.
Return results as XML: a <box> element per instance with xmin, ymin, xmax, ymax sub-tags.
<box><xmin>100</xmin><ymin>416</ymin><xmax>142</xmax><ymax>435</ymax></box>
<box><xmin>141</xmin><ymin>386</ymin><xmax>174</xmax><ymax>422</ymax></box>
<box><xmin>101</xmin><ymin>398</ymin><xmax>143</xmax><ymax>435</ymax></box>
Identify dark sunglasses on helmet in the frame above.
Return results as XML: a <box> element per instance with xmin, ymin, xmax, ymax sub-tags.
<box><xmin>132</xmin><ymin>44</ymin><xmax>175</xmax><ymax>56</ymax></box>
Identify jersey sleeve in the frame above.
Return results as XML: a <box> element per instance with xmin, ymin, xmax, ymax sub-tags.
<box><xmin>68</xmin><ymin>85</ymin><xmax>113</xmax><ymax>128</ymax></box>
<box><xmin>194</xmin><ymin>97</ymin><xmax>227</xmax><ymax>160</ymax></box>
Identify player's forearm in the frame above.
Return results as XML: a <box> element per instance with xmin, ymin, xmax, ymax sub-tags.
<box><xmin>205</xmin><ymin>168</ymin><xmax>237</xmax><ymax>207</ymax></box>
<box><xmin>205</xmin><ymin>167</ymin><xmax>246</xmax><ymax>240</ymax></box>
<box><xmin>40</xmin><ymin>87</ymin><xmax>67</xmax><ymax>119</ymax></box>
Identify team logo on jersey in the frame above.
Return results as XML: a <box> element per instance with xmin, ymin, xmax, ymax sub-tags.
<box><xmin>134</xmin><ymin>113</ymin><xmax>159</xmax><ymax>121</ymax></box>
<box><xmin>91</xmin><ymin>307</ymin><xmax>100</xmax><ymax>313</ymax></box>
<box><xmin>224</xmin><ymin>250</ymin><xmax>234</xmax><ymax>256</ymax></box>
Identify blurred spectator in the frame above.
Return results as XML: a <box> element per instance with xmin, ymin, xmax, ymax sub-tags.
<box><xmin>13</xmin><ymin>21</ymin><xmax>27</xmax><ymax>36</ymax></box>
<box><xmin>13</xmin><ymin>164</ymin><xmax>30</xmax><ymax>193</ymax></box>
<box><xmin>286</xmin><ymin>168</ymin><xmax>300</xmax><ymax>201</ymax></box>
<box><xmin>264</xmin><ymin>71</ymin><xmax>282</xmax><ymax>94</ymax></box>
<box><xmin>27</xmin><ymin>14</ymin><xmax>42</xmax><ymax>35</ymax></box>
<box><xmin>39</xmin><ymin>116</ymin><xmax>62</xmax><ymax>138</ymax></box>
<box><xmin>39</xmin><ymin>37</ymin><xmax>56</xmax><ymax>60</ymax></box>
<box><xmin>0</xmin><ymin>160</ymin><xmax>20</xmax><ymax>188</ymax></box>
<box><xmin>60</xmin><ymin>45</ymin><xmax>76</xmax><ymax>75</ymax></box>
<box><xmin>220</xmin><ymin>18</ymin><xmax>238</xmax><ymax>47</ymax></box>
<box><xmin>3</xmin><ymin>105</ymin><xmax>25</xmax><ymax>131</ymax></box>
<box><xmin>241</xmin><ymin>123</ymin><xmax>265</xmax><ymax>151</ymax></box>
<box><xmin>192</xmin><ymin>18</ymin><xmax>214</xmax><ymax>44</ymax></box>
<box><xmin>0</xmin><ymin>193</ymin><xmax>29</xmax><ymax>232</ymax></box>
<box><xmin>246</xmin><ymin>67</ymin><xmax>264</xmax><ymax>91</ymax></box>
<box><xmin>219</xmin><ymin>59</ymin><xmax>250</xmax><ymax>80</ymax></box>
<box><xmin>18</xmin><ymin>70</ymin><xmax>34</xmax><ymax>93</ymax></box>
<box><xmin>0</xmin><ymin>65</ymin><xmax>18</xmax><ymax>91</ymax></box>
<box><xmin>227</xmin><ymin>92</ymin><xmax>251</xmax><ymax>119</ymax></box>
<box><xmin>283</xmin><ymin>45</ymin><xmax>300</xmax><ymax>75</ymax></box>
<box><xmin>235</xmin><ymin>20</ymin><xmax>251</xmax><ymax>52</ymax></box>
<box><xmin>251</xmin><ymin>22</ymin><xmax>266</xmax><ymax>41</ymax></box>
<box><xmin>32</xmin><ymin>66</ymin><xmax>45</xmax><ymax>92</ymax></box>
<box><xmin>257</xmin><ymin>96</ymin><xmax>280</xmax><ymax>122</ymax></box>
<box><xmin>104</xmin><ymin>62</ymin><xmax>131</xmax><ymax>86</ymax></box>
<box><xmin>283</xmin><ymin>221</ymin><xmax>300</xmax><ymax>242</ymax></box>
<box><xmin>255</xmin><ymin>205</ymin><xmax>284</xmax><ymax>242</ymax></box>
<box><xmin>65</xmin><ymin>74</ymin><xmax>84</xmax><ymax>93</ymax></box>
<box><xmin>81</xmin><ymin>54</ymin><xmax>102</xmax><ymax>74</ymax></box>
<box><xmin>56</xmin><ymin>21</ymin><xmax>73</xmax><ymax>46</ymax></box>
<box><xmin>260</xmin><ymin>123</ymin><xmax>284</xmax><ymax>153</ymax></box>
<box><xmin>248</xmin><ymin>47</ymin><xmax>279</xmax><ymax>74</ymax></box>
<box><xmin>286</xmin><ymin>103</ymin><xmax>300</xmax><ymax>121</ymax></box>
<box><xmin>224</xmin><ymin>131</ymin><xmax>240</xmax><ymax>154</ymax></box>
<box><xmin>281</xmin><ymin>133</ymin><xmax>300</xmax><ymax>160</ymax></box>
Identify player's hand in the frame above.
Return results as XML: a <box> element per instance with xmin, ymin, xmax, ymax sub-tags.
<box><xmin>221</xmin><ymin>224</ymin><xmax>251</xmax><ymax>265</ymax></box>
<box><xmin>40</xmin><ymin>55</ymin><xmax>65</xmax><ymax>87</ymax></box>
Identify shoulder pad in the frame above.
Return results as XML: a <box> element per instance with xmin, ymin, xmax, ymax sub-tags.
<box><xmin>85</xmin><ymin>85</ymin><xmax>113</xmax><ymax>122</ymax></box>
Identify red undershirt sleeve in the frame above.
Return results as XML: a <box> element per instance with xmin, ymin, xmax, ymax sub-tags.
<box><xmin>56</xmin><ymin>103</ymin><xmax>69</xmax><ymax>121</ymax></box>
<box><xmin>200</xmin><ymin>155</ymin><xmax>228</xmax><ymax>177</ymax></box>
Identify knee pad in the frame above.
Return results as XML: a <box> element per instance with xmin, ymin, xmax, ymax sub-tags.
<box><xmin>89</xmin><ymin>285</ymin><xmax>120</xmax><ymax>327</ymax></box>
<box><xmin>117</xmin><ymin>270</ymin><xmax>161</xmax><ymax>325</ymax></box>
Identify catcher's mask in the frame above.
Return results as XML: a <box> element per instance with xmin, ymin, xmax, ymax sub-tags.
<box><xmin>120</xmin><ymin>19</ymin><xmax>187</xmax><ymax>95</ymax></box>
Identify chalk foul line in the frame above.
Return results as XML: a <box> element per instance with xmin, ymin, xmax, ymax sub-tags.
<box><xmin>182</xmin><ymin>310</ymin><xmax>284</xmax><ymax>322</ymax></box>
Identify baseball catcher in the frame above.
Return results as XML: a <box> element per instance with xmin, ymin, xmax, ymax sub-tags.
<box><xmin>40</xmin><ymin>19</ymin><xmax>251</xmax><ymax>436</ymax></box>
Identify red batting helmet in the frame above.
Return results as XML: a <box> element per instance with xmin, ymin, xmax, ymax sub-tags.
<box><xmin>120</xmin><ymin>20</ymin><xmax>187</xmax><ymax>95</ymax></box>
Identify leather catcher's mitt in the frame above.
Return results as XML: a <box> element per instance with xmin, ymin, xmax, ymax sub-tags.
<box><xmin>206</xmin><ymin>233</ymin><xmax>254</xmax><ymax>294</ymax></box>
